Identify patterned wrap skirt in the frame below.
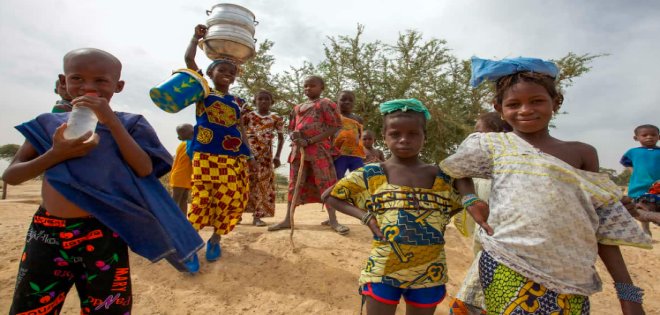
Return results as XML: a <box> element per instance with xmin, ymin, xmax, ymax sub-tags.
<box><xmin>479</xmin><ymin>251</ymin><xmax>589</xmax><ymax>315</ymax></box>
<box><xmin>188</xmin><ymin>152</ymin><xmax>249</xmax><ymax>236</ymax></box>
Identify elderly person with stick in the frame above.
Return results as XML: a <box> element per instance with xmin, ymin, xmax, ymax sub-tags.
<box><xmin>268</xmin><ymin>75</ymin><xmax>349</xmax><ymax>235</ymax></box>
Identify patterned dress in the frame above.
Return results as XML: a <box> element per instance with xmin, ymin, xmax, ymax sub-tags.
<box><xmin>188</xmin><ymin>90</ymin><xmax>251</xmax><ymax>236</ymax></box>
<box><xmin>329</xmin><ymin>164</ymin><xmax>462</xmax><ymax>289</ymax></box>
<box><xmin>288</xmin><ymin>98</ymin><xmax>342</xmax><ymax>205</ymax></box>
<box><xmin>243</xmin><ymin>111</ymin><xmax>284</xmax><ymax>217</ymax></box>
<box><xmin>334</xmin><ymin>115</ymin><xmax>365</xmax><ymax>158</ymax></box>
<box><xmin>440</xmin><ymin>132</ymin><xmax>652</xmax><ymax>314</ymax></box>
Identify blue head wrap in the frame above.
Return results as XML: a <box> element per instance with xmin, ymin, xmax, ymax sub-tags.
<box><xmin>470</xmin><ymin>57</ymin><xmax>559</xmax><ymax>87</ymax></box>
<box><xmin>379</xmin><ymin>98</ymin><xmax>431</xmax><ymax>121</ymax></box>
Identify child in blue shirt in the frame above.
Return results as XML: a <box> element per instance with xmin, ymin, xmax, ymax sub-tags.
<box><xmin>620</xmin><ymin>123</ymin><xmax>660</xmax><ymax>236</ymax></box>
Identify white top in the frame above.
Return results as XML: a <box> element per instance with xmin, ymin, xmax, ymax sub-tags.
<box><xmin>441</xmin><ymin>132</ymin><xmax>651</xmax><ymax>295</ymax></box>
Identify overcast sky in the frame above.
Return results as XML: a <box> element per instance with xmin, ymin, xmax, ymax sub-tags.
<box><xmin>1</xmin><ymin>0</ymin><xmax>658</xmax><ymax>173</ymax></box>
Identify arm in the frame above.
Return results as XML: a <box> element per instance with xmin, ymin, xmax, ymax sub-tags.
<box><xmin>239</xmin><ymin>118</ymin><xmax>257</xmax><ymax>171</ymax></box>
<box><xmin>634</xmin><ymin>202</ymin><xmax>660</xmax><ymax>224</ymax></box>
<box><xmin>293</xmin><ymin>126</ymin><xmax>340</xmax><ymax>148</ymax></box>
<box><xmin>454</xmin><ymin>177</ymin><xmax>494</xmax><ymax>235</ymax></box>
<box><xmin>598</xmin><ymin>245</ymin><xmax>646</xmax><ymax>315</ymax></box>
<box><xmin>378</xmin><ymin>149</ymin><xmax>385</xmax><ymax>161</ymax></box>
<box><xmin>184</xmin><ymin>25</ymin><xmax>207</xmax><ymax>72</ymax></box>
<box><xmin>579</xmin><ymin>142</ymin><xmax>599</xmax><ymax>172</ymax></box>
<box><xmin>325</xmin><ymin>196</ymin><xmax>384</xmax><ymax>240</ymax></box>
<box><xmin>2</xmin><ymin>125</ymin><xmax>99</xmax><ymax>185</ymax></box>
<box><xmin>273</xmin><ymin>132</ymin><xmax>284</xmax><ymax>168</ymax></box>
<box><xmin>310</xmin><ymin>126</ymin><xmax>340</xmax><ymax>145</ymax></box>
<box><xmin>106</xmin><ymin>117</ymin><xmax>153</xmax><ymax>177</ymax></box>
<box><xmin>74</xmin><ymin>94</ymin><xmax>152</xmax><ymax>177</ymax></box>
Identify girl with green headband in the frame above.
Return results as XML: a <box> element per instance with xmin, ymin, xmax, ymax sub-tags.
<box><xmin>324</xmin><ymin>99</ymin><xmax>463</xmax><ymax>314</ymax></box>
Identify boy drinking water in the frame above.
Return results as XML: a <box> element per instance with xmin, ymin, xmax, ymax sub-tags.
<box><xmin>4</xmin><ymin>48</ymin><xmax>202</xmax><ymax>314</ymax></box>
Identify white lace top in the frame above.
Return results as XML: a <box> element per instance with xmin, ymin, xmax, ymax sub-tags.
<box><xmin>440</xmin><ymin>132</ymin><xmax>651</xmax><ymax>295</ymax></box>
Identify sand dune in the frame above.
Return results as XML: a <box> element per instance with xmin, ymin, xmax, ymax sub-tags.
<box><xmin>1</xmin><ymin>180</ymin><xmax>658</xmax><ymax>314</ymax></box>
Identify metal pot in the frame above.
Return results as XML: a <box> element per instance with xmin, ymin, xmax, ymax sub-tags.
<box><xmin>200</xmin><ymin>24</ymin><xmax>256</xmax><ymax>63</ymax></box>
<box><xmin>205</xmin><ymin>3</ymin><xmax>258</xmax><ymax>36</ymax></box>
<box><xmin>200</xmin><ymin>3</ymin><xmax>257</xmax><ymax>63</ymax></box>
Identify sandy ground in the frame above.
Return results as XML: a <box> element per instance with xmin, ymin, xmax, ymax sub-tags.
<box><xmin>1</xmin><ymin>180</ymin><xmax>658</xmax><ymax>314</ymax></box>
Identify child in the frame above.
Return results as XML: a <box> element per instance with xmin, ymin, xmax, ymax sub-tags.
<box><xmin>243</xmin><ymin>90</ymin><xmax>285</xmax><ymax>226</ymax></box>
<box><xmin>620</xmin><ymin>124</ymin><xmax>660</xmax><ymax>236</ymax></box>
<box><xmin>362</xmin><ymin>129</ymin><xmax>385</xmax><ymax>163</ymax></box>
<box><xmin>52</xmin><ymin>78</ymin><xmax>73</xmax><ymax>113</ymax></box>
<box><xmin>183</xmin><ymin>24</ymin><xmax>255</xmax><ymax>272</ymax></box>
<box><xmin>324</xmin><ymin>98</ymin><xmax>461</xmax><ymax>315</ymax></box>
<box><xmin>170</xmin><ymin>123</ymin><xmax>194</xmax><ymax>214</ymax></box>
<box><xmin>450</xmin><ymin>111</ymin><xmax>511</xmax><ymax>315</ymax></box>
<box><xmin>334</xmin><ymin>90</ymin><xmax>365</xmax><ymax>178</ymax></box>
<box><xmin>441</xmin><ymin>57</ymin><xmax>651</xmax><ymax>315</ymax></box>
<box><xmin>268</xmin><ymin>75</ymin><xmax>349</xmax><ymax>235</ymax></box>
<box><xmin>630</xmin><ymin>181</ymin><xmax>660</xmax><ymax>225</ymax></box>
<box><xmin>3</xmin><ymin>48</ymin><xmax>202</xmax><ymax>314</ymax></box>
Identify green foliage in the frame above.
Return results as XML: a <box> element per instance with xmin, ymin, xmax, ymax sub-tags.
<box><xmin>600</xmin><ymin>167</ymin><xmax>631</xmax><ymax>186</ymax></box>
<box><xmin>0</xmin><ymin>144</ymin><xmax>19</xmax><ymax>161</ymax></box>
<box><xmin>234</xmin><ymin>25</ymin><xmax>598</xmax><ymax>163</ymax></box>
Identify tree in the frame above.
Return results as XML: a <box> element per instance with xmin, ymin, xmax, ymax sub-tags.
<box><xmin>0</xmin><ymin>144</ymin><xmax>19</xmax><ymax>161</ymax></box>
<box><xmin>236</xmin><ymin>25</ymin><xmax>598</xmax><ymax>163</ymax></box>
<box><xmin>599</xmin><ymin>167</ymin><xmax>631</xmax><ymax>187</ymax></box>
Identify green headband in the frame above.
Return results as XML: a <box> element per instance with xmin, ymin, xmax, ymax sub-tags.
<box><xmin>379</xmin><ymin>98</ymin><xmax>431</xmax><ymax>120</ymax></box>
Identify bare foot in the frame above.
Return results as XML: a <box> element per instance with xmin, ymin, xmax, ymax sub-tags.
<box><xmin>267</xmin><ymin>221</ymin><xmax>291</xmax><ymax>231</ymax></box>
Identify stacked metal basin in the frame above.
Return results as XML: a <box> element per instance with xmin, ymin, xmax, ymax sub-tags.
<box><xmin>199</xmin><ymin>3</ymin><xmax>257</xmax><ymax>64</ymax></box>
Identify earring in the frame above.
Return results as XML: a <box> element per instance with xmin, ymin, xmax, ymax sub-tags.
<box><xmin>500</xmin><ymin>114</ymin><xmax>504</xmax><ymax>120</ymax></box>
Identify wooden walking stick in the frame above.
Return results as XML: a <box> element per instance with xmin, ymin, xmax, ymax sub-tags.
<box><xmin>289</xmin><ymin>147</ymin><xmax>306</xmax><ymax>249</ymax></box>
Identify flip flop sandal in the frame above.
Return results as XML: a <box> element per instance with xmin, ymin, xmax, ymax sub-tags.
<box><xmin>331</xmin><ymin>224</ymin><xmax>350</xmax><ymax>235</ymax></box>
<box><xmin>253</xmin><ymin>218</ymin><xmax>267</xmax><ymax>227</ymax></box>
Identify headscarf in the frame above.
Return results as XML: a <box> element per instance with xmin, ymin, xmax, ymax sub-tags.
<box><xmin>206</xmin><ymin>57</ymin><xmax>241</xmax><ymax>76</ymax></box>
<box><xmin>470</xmin><ymin>56</ymin><xmax>559</xmax><ymax>87</ymax></box>
<box><xmin>379</xmin><ymin>98</ymin><xmax>431</xmax><ymax>120</ymax></box>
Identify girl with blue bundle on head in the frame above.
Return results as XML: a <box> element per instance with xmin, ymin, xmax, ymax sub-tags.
<box><xmin>324</xmin><ymin>99</ymin><xmax>463</xmax><ymax>315</ymax></box>
<box><xmin>441</xmin><ymin>57</ymin><xmax>652</xmax><ymax>315</ymax></box>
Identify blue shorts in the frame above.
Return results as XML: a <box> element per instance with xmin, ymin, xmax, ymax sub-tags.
<box><xmin>360</xmin><ymin>282</ymin><xmax>446</xmax><ymax>308</ymax></box>
<box><xmin>334</xmin><ymin>155</ymin><xmax>364</xmax><ymax>179</ymax></box>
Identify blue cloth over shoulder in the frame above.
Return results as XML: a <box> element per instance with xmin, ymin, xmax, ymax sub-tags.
<box><xmin>16</xmin><ymin>112</ymin><xmax>203</xmax><ymax>272</ymax></box>
<box><xmin>470</xmin><ymin>56</ymin><xmax>559</xmax><ymax>87</ymax></box>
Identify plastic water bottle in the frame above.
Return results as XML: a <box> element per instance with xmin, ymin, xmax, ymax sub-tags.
<box><xmin>63</xmin><ymin>93</ymin><xmax>98</xmax><ymax>140</ymax></box>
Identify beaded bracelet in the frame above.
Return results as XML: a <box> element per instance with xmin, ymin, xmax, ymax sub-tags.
<box><xmin>461</xmin><ymin>194</ymin><xmax>482</xmax><ymax>208</ymax></box>
<box><xmin>614</xmin><ymin>282</ymin><xmax>644</xmax><ymax>304</ymax></box>
<box><xmin>360</xmin><ymin>212</ymin><xmax>374</xmax><ymax>225</ymax></box>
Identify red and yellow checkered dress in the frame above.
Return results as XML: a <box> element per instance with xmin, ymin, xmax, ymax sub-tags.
<box><xmin>188</xmin><ymin>152</ymin><xmax>249</xmax><ymax>235</ymax></box>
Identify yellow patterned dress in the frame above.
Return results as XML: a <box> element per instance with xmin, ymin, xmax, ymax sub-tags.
<box><xmin>330</xmin><ymin>164</ymin><xmax>462</xmax><ymax>289</ymax></box>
